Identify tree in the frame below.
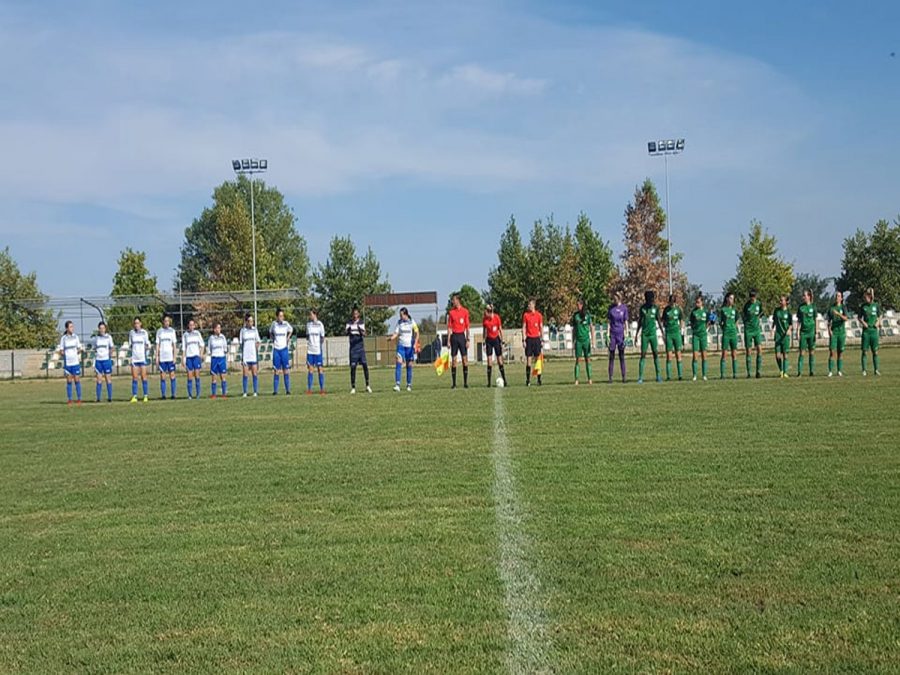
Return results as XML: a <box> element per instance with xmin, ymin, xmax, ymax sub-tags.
<box><xmin>521</xmin><ymin>216</ymin><xmax>581</xmax><ymax>323</ymax></box>
<box><xmin>838</xmin><ymin>217</ymin><xmax>900</xmax><ymax>313</ymax></box>
<box><xmin>0</xmin><ymin>247</ymin><xmax>58</xmax><ymax>349</ymax></box>
<box><xmin>313</xmin><ymin>236</ymin><xmax>392</xmax><ymax>335</ymax></box>
<box><xmin>724</xmin><ymin>220</ymin><xmax>794</xmax><ymax>311</ymax></box>
<box><xmin>177</xmin><ymin>176</ymin><xmax>311</xmax><ymax>328</ymax></box>
<box><xmin>417</xmin><ymin>316</ymin><xmax>437</xmax><ymax>335</ymax></box>
<box><xmin>613</xmin><ymin>179</ymin><xmax>687</xmax><ymax>312</ymax></box>
<box><xmin>573</xmin><ymin>212</ymin><xmax>615</xmax><ymax>315</ymax></box>
<box><xmin>486</xmin><ymin>216</ymin><xmax>529</xmax><ymax>323</ymax></box>
<box><xmin>790</xmin><ymin>272</ymin><xmax>833</xmax><ymax>314</ymax></box>
<box><xmin>447</xmin><ymin>284</ymin><xmax>486</xmax><ymax>320</ymax></box>
<box><xmin>107</xmin><ymin>248</ymin><xmax>161</xmax><ymax>338</ymax></box>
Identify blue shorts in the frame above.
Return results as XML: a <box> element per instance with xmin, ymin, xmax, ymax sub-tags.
<box><xmin>243</xmin><ymin>360</ymin><xmax>258</xmax><ymax>368</ymax></box>
<box><xmin>64</xmin><ymin>364</ymin><xmax>82</xmax><ymax>377</ymax></box>
<box><xmin>273</xmin><ymin>348</ymin><xmax>291</xmax><ymax>370</ymax></box>
<box><xmin>210</xmin><ymin>357</ymin><xmax>227</xmax><ymax>375</ymax></box>
<box><xmin>307</xmin><ymin>353</ymin><xmax>323</xmax><ymax>367</ymax></box>
<box><xmin>159</xmin><ymin>361</ymin><xmax>176</xmax><ymax>373</ymax></box>
<box><xmin>131</xmin><ymin>361</ymin><xmax>147</xmax><ymax>369</ymax></box>
<box><xmin>397</xmin><ymin>345</ymin><xmax>416</xmax><ymax>363</ymax></box>
<box><xmin>94</xmin><ymin>360</ymin><xmax>113</xmax><ymax>375</ymax></box>
<box><xmin>185</xmin><ymin>355</ymin><xmax>202</xmax><ymax>372</ymax></box>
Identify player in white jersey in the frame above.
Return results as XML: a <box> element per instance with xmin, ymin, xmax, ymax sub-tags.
<box><xmin>56</xmin><ymin>320</ymin><xmax>83</xmax><ymax>405</ymax></box>
<box><xmin>239</xmin><ymin>313</ymin><xmax>261</xmax><ymax>397</ymax></box>
<box><xmin>181</xmin><ymin>319</ymin><xmax>205</xmax><ymax>399</ymax></box>
<box><xmin>269</xmin><ymin>308</ymin><xmax>293</xmax><ymax>395</ymax></box>
<box><xmin>129</xmin><ymin>317</ymin><xmax>151</xmax><ymax>403</ymax></box>
<box><xmin>207</xmin><ymin>322</ymin><xmax>229</xmax><ymax>398</ymax></box>
<box><xmin>93</xmin><ymin>321</ymin><xmax>115</xmax><ymax>402</ymax></box>
<box><xmin>388</xmin><ymin>307</ymin><xmax>418</xmax><ymax>392</ymax></box>
<box><xmin>306</xmin><ymin>309</ymin><xmax>326</xmax><ymax>394</ymax></box>
<box><xmin>155</xmin><ymin>314</ymin><xmax>178</xmax><ymax>400</ymax></box>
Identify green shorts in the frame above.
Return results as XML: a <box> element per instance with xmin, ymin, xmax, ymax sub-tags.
<box><xmin>574</xmin><ymin>340</ymin><xmax>591</xmax><ymax>358</ymax></box>
<box><xmin>721</xmin><ymin>333</ymin><xmax>738</xmax><ymax>351</ymax></box>
<box><xmin>640</xmin><ymin>332</ymin><xmax>658</xmax><ymax>355</ymax></box>
<box><xmin>744</xmin><ymin>331</ymin><xmax>762</xmax><ymax>348</ymax></box>
<box><xmin>691</xmin><ymin>334</ymin><xmax>708</xmax><ymax>353</ymax></box>
<box><xmin>798</xmin><ymin>333</ymin><xmax>815</xmax><ymax>351</ymax></box>
<box><xmin>829</xmin><ymin>331</ymin><xmax>846</xmax><ymax>352</ymax></box>
<box><xmin>665</xmin><ymin>332</ymin><xmax>683</xmax><ymax>352</ymax></box>
<box><xmin>861</xmin><ymin>328</ymin><xmax>879</xmax><ymax>352</ymax></box>
<box><xmin>774</xmin><ymin>333</ymin><xmax>790</xmax><ymax>353</ymax></box>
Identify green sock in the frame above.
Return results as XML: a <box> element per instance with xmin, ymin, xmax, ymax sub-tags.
<box><xmin>732</xmin><ymin>359</ymin><xmax>737</xmax><ymax>377</ymax></box>
<box><xmin>692</xmin><ymin>360</ymin><xmax>698</xmax><ymax>377</ymax></box>
<box><xmin>797</xmin><ymin>355</ymin><xmax>804</xmax><ymax>374</ymax></box>
<box><xmin>586</xmin><ymin>363</ymin><xmax>592</xmax><ymax>380</ymax></box>
<box><xmin>575</xmin><ymin>363</ymin><xmax>580</xmax><ymax>380</ymax></box>
<box><xmin>639</xmin><ymin>357</ymin><xmax>645</xmax><ymax>379</ymax></box>
<box><xmin>809</xmin><ymin>354</ymin><xmax>815</xmax><ymax>374</ymax></box>
<box><xmin>783</xmin><ymin>357</ymin><xmax>789</xmax><ymax>375</ymax></box>
<box><xmin>873</xmin><ymin>354</ymin><xmax>880</xmax><ymax>371</ymax></box>
<box><xmin>677</xmin><ymin>361</ymin><xmax>683</xmax><ymax>379</ymax></box>
<box><xmin>862</xmin><ymin>353</ymin><xmax>867</xmax><ymax>372</ymax></box>
<box><xmin>745</xmin><ymin>354</ymin><xmax>751</xmax><ymax>376</ymax></box>
<box><xmin>720</xmin><ymin>358</ymin><xmax>725</xmax><ymax>379</ymax></box>
<box><xmin>828</xmin><ymin>357</ymin><xmax>834</xmax><ymax>373</ymax></box>
<box><xmin>666</xmin><ymin>360</ymin><xmax>672</xmax><ymax>380</ymax></box>
<box><xmin>837</xmin><ymin>357</ymin><xmax>842</xmax><ymax>373</ymax></box>
<box><xmin>756</xmin><ymin>354</ymin><xmax>762</xmax><ymax>375</ymax></box>
<box><xmin>702</xmin><ymin>360</ymin><xmax>708</xmax><ymax>377</ymax></box>
<box><xmin>653</xmin><ymin>356</ymin><xmax>660</xmax><ymax>378</ymax></box>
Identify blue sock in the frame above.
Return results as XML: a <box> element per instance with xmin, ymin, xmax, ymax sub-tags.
<box><xmin>252</xmin><ymin>374</ymin><xmax>258</xmax><ymax>393</ymax></box>
<box><xmin>318</xmin><ymin>372</ymin><xmax>324</xmax><ymax>390</ymax></box>
<box><xmin>96</xmin><ymin>382</ymin><xmax>102</xmax><ymax>401</ymax></box>
<box><xmin>132</xmin><ymin>380</ymin><xmax>138</xmax><ymax>396</ymax></box>
<box><xmin>160</xmin><ymin>380</ymin><xmax>167</xmax><ymax>398</ymax></box>
<box><xmin>187</xmin><ymin>379</ymin><xmax>193</xmax><ymax>397</ymax></box>
<box><xmin>243</xmin><ymin>375</ymin><xmax>248</xmax><ymax>393</ymax></box>
<box><xmin>106</xmin><ymin>383</ymin><xmax>112</xmax><ymax>401</ymax></box>
<box><xmin>307</xmin><ymin>371</ymin><xmax>313</xmax><ymax>391</ymax></box>
<box><xmin>171</xmin><ymin>379</ymin><xmax>176</xmax><ymax>397</ymax></box>
<box><xmin>142</xmin><ymin>380</ymin><xmax>148</xmax><ymax>396</ymax></box>
<box><xmin>66</xmin><ymin>381</ymin><xmax>73</xmax><ymax>401</ymax></box>
<box><xmin>284</xmin><ymin>373</ymin><xmax>291</xmax><ymax>393</ymax></box>
<box><xmin>395</xmin><ymin>362</ymin><xmax>401</xmax><ymax>384</ymax></box>
<box><xmin>221</xmin><ymin>381</ymin><xmax>227</xmax><ymax>396</ymax></box>
<box><xmin>274</xmin><ymin>374</ymin><xmax>280</xmax><ymax>393</ymax></box>
<box><xmin>75</xmin><ymin>381</ymin><xmax>82</xmax><ymax>400</ymax></box>
<box><xmin>407</xmin><ymin>365</ymin><xmax>413</xmax><ymax>386</ymax></box>
<box><xmin>211</xmin><ymin>381</ymin><xmax>217</xmax><ymax>396</ymax></box>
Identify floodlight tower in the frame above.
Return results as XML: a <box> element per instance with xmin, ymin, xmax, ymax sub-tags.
<box><xmin>231</xmin><ymin>158</ymin><xmax>268</xmax><ymax>325</ymax></box>
<box><xmin>647</xmin><ymin>139</ymin><xmax>685</xmax><ymax>296</ymax></box>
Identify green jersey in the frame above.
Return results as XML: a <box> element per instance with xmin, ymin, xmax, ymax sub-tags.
<box><xmin>572</xmin><ymin>310</ymin><xmax>592</xmax><ymax>343</ymax></box>
<box><xmin>828</xmin><ymin>304</ymin><xmax>847</xmax><ymax>332</ymax></box>
<box><xmin>719</xmin><ymin>305</ymin><xmax>738</xmax><ymax>336</ymax></box>
<box><xmin>797</xmin><ymin>302</ymin><xmax>817</xmax><ymax>335</ymax></box>
<box><xmin>742</xmin><ymin>300</ymin><xmax>763</xmax><ymax>334</ymax></box>
<box><xmin>772</xmin><ymin>307</ymin><xmax>792</xmax><ymax>336</ymax></box>
<box><xmin>639</xmin><ymin>304</ymin><xmax>659</xmax><ymax>333</ymax></box>
<box><xmin>860</xmin><ymin>302</ymin><xmax>880</xmax><ymax>330</ymax></box>
<box><xmin>689</xmin><ymin>307</ymin><xmax>710</xmax><ymax>336</ymax></box>
<box><xmin>661</xmin><ymin>305</ymin><xmax>683</xmax><ymax>334</ymax></box>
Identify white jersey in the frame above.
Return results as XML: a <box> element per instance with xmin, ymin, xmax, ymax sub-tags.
<box><xmin>129</xmin><ymin>329</ymin><xmax>150</xmax><ymax>364</ymax></box>
<box><xmin>57</xmin><ymin>333</ymin><xmax>82</xmax><ymax>367</ymax></box>
<box><xmin>306</xmin><ymin>320</ymin><xmax>325</xmax><ymax>356</ymax></box>
<box><xmin>396</xmin><ymin>318</ymin><xmax>418</xmax><ymax>348</ymax></box>
<box><xmin>208</xmin><ymin>334</ymin><xmax>228</xmax><ymax>358</ymax></box>
<box><xmin>182</xmin><ymin>330</ymin><xmax>204</xmax><ymax>358</ymax></box>
<box><xmin>240</xmin><ymin>327</ymin><xmax>260</xmax><ymax>363</ymax></box>
<box><xmin>155</xmin><ymin>326</ymin><xmax>178</xmax><ymax>363</ymax></box>
<box><xmin>94</xmin><ymin>334</ymin><xmax>115</xmax><ymax>362</ymax></box>
<box><xmin>270</xmin><ymin>321</ymin><xmax>293</xmax><ymax>350</ymax></box>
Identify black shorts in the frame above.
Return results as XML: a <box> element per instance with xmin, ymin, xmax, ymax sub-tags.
<box><xmin>349</xmin><ymin>350</ymin><xmax>367</xmax><ymax>366</ymax></box>
<box><xmin>525</xmin><ymin>336</ymin><xmax>542</xmax><ymax>358</ymax></box>
<box><xmin>450</xmin><ymin>333</ymin><xmax>468</xmax><ymax>357</ymax></box>
<box><xmin>485</xmin><ymin>337</ymin><xmax>502</xmax><ymax>357</ymax></box>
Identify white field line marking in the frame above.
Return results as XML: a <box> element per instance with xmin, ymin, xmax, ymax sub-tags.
<box><xmin>492</xmin><ymin>388</ymin><xmax>553</xmax><ymax>674</ymax></box>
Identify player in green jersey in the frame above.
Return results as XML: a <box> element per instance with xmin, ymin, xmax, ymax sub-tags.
<box><xmin>827</xmin><ymin>290</ymin><xmax>849</xmax><ymax>377</ymax></box>
<box><xmin>572</xmin><ymin>298</ymin><xmax>595</xmax><ymax>385</ymax></box>
<box><xmin>661</xmin><ymin>294</ymin><xmax>684</xmax><ymax>381</ymax></box>
<box><xmin>742</xmin><ymin>289</ymin><xmax>765</xmax><ymax>378</ymax></box>
<box><xmin>859</xmin><ymin>287</ymin><xmax>881</xmax><ymax>376</ymax></box>
<box><xmin>688</xmin><ymin>294</ymin><xmax>712</xmax><ymax>381</ymax></box>
<box><xmin>795</xmin><ymin>288</ymin><xmax>818</xmax><ymax>376</ymax></box>
<box><xmin>771</xmin><ymin>295</ymin><xmax>793</xmax><ymax>378</ymax></box>
<box><xmin>635</xmin><ymin>290</ymin><xmax>662</xmax><ymax>384</ymax></box>
<box><xmin>718</xmin><ymin>292</ymin><xmax>739</xmax><ymax>379</ymax></box>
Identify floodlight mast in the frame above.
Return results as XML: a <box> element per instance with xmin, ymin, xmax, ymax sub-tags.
<box><xmin>231</xmin><ymin>158</ymin><xmax>268</xmax><ymax>326</ymax></box>
<box><xmin>647</xmin><ymin>139</ymin><xmax>685</xmax><ymax>296</ymax></box>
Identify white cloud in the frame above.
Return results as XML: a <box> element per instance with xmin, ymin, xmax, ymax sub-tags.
<box><xmin>442</xmin><ymin>64</ymin><xmax>547</xmax><ymax>95</ymax></box>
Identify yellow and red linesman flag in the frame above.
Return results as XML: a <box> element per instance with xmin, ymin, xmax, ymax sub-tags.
<box><xmin>434</xmin><ymin>350</ymin><xmax>450</xmax><ymax>376</ymax></box>
<box><xmin>531</xmin><ymin>353</ymin><xmax>543</xmax><ymax>377</ymax></box>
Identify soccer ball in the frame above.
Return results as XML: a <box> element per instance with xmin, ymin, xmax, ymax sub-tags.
<box><xmin>496</xmin><ymin>377</ymin><xmax>505</xmax><ymax>388</ymax></box>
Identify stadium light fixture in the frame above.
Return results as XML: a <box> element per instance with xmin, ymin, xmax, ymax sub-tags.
<box><xmin>231</xmin><ymin>158</ymin><xmax>269</xmax><ymax>326</ymax></box>
<box><xmin>646</xmin><ymin>138</ymin><xmax>687</xmax><ymax>295</ymax></box>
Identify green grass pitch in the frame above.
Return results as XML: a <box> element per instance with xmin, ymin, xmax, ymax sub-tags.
<box><xmin>1</xmin><ymin>351</ymin><xmax>898</xmax><ymax>672</ymax></box>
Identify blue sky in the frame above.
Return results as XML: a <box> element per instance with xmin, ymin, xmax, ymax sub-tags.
<box><xmin>1</xmin><ymin>0</ymin><xmax>898</xmax><ymax>304</ymax></box>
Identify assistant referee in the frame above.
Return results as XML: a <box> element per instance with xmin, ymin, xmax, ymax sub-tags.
<box><xmin>447</xmin><ymin>294</ymin><xmax>471</xmax><ymax>389</ymax></box>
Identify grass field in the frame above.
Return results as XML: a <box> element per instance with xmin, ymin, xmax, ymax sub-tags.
<box><xmin>1</xmin><ymin>350</ymin><xmax>899</xmax><ymax>673</ymax></box>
